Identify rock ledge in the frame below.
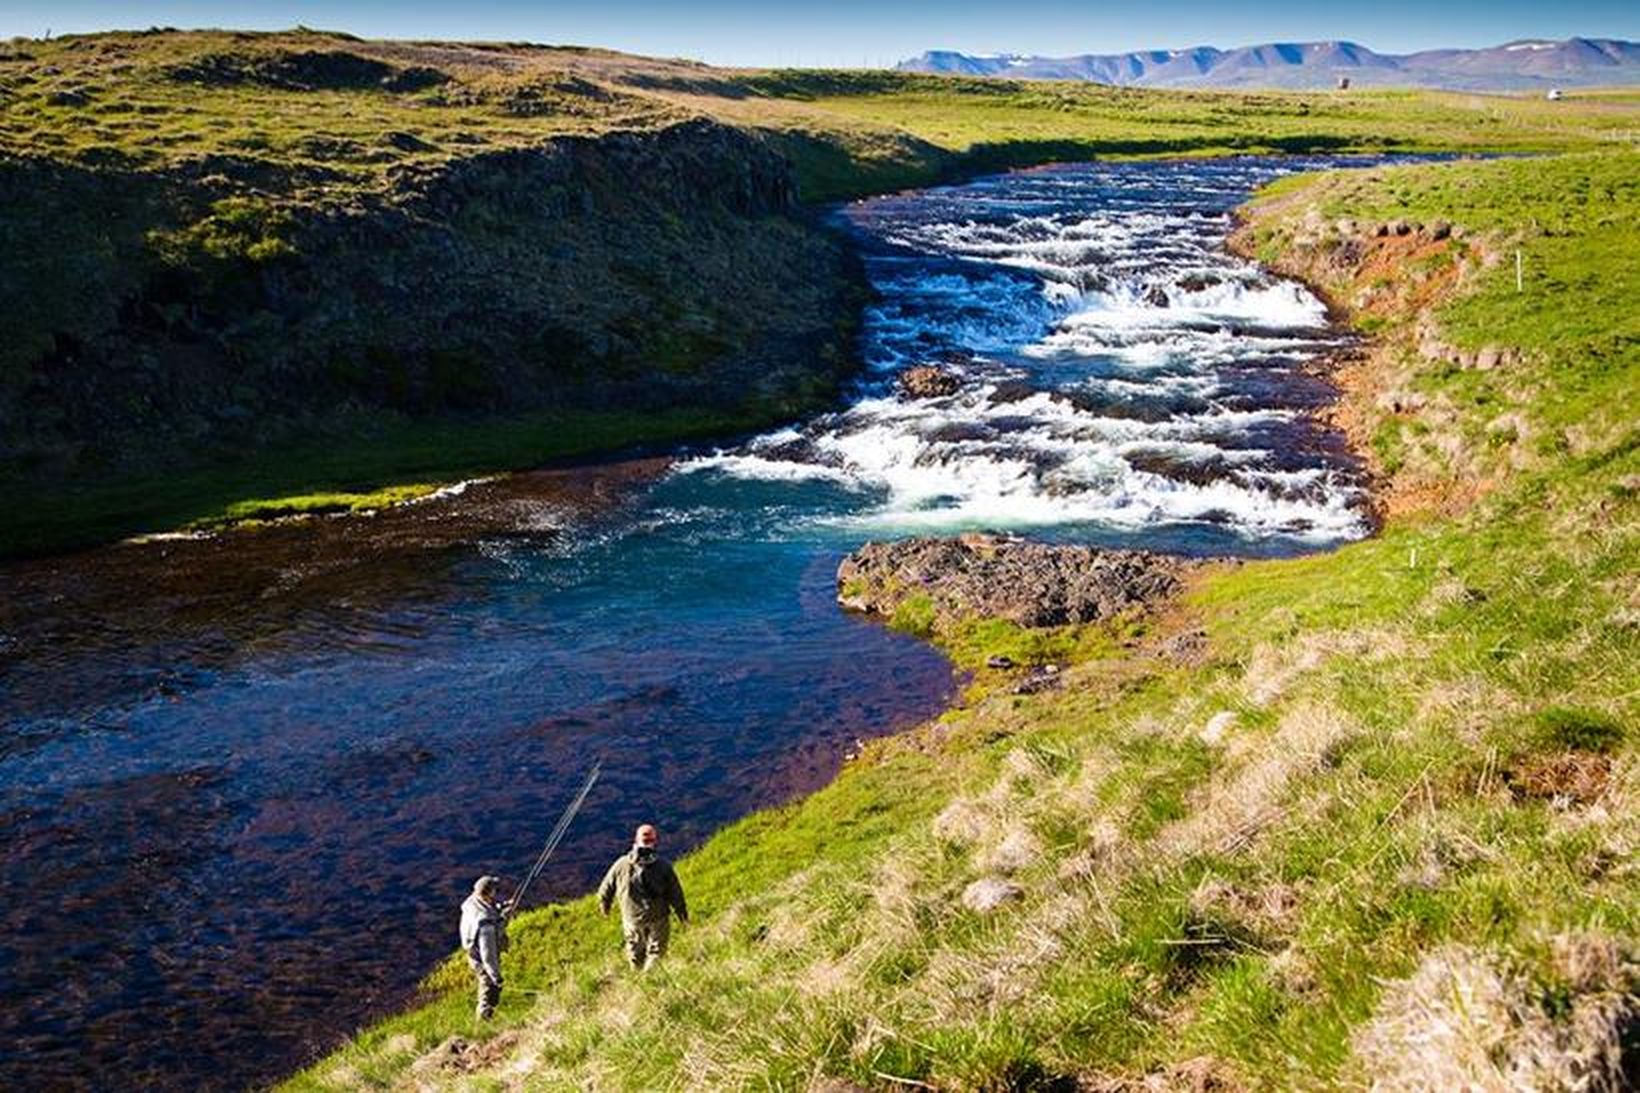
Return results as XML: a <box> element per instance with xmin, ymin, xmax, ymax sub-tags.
<box><xmin>837</xmin><ymin>533</ymin><xmax>1197</xmax><ymax>629</ymax></box>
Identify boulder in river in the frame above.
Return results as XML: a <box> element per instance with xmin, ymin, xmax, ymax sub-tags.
<box><xmin>837</xmin><ymin>533</ymin><xmax>1197</xmax><ymax>629</ymax></box>
<box><xmin>987</xmin><ymin>379</ymin><xmax>1038</xmax><ymax>405</ymax></box>
<box><xmin>898</xmin><ymin>365</ymin><xmax>962</xmax><ymax>399</ymax></box>
<box><xmin>1124</xmin><ymin>447</ymin><xmax>1236</xmax><ymax>486</ymax></box>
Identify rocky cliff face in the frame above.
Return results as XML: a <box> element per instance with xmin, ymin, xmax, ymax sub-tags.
<box><xmin>0</xmin><ymin>119</ymin><xmax>864</xmax><ymax>477</ymax></box>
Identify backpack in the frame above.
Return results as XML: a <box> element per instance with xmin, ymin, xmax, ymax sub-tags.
<box><xmin>629</xmin><ymin>851</ymin><xmax>664</xmax><ymax>913</ymax></box>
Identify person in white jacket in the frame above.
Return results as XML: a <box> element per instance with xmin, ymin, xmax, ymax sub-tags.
<box><xmin>459</xmin><ymin>875</ymin><xmax>508</xmax><ymax>1019</ymax></box>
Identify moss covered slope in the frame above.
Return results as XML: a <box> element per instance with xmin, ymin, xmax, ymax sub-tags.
<box><xmin>292</xmin><ymin>150</ymin><xmax>1637</xmax><ymax>1090</ymax></box>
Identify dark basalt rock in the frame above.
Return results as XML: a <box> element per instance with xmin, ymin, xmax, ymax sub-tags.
<box><xmin>754</xmin><ymin>436</ymin><xmax>833</xmax><ymax>467</ymax></box>
<box><xmin>0</xmin><ymin>119</ymin><xmax>861</xmax><ymax>480</ymax></box>
<box><xmin>381</xmin><ymin>130</ymin><xmax>435</xmax><ymax>153</ymax></box>
<box><xmin>1176</xmin><ymin>273</ymin><xmax>1223</xmax><ymax>293</ymax></box>
<box><xmin>922</xmin><ymin>422</ymin><xmax>994</xmax><ymax>444</ymax></box>
<box><xmin>381</xmin><ymin>65</ymin><xmax>449</xmax><ymax>92</ymax></box>
<box><xmin>1010</xmin><ymin>664</ymin><xmax>1063</xmax><ymax>694</ymax></box>
<box><xmin>164</xmin><ymin>49</ymin><xmax>436</xmax><ymax>92</ymax></box>
<box><xmin>986</xmin><ymin>380</ymin><xmax>1038</xmax><ymax>405</ymax></box>
<box><xmin>1059</xmin><ymin>391</ymin><xmax>1171</xmax><ymax>423</ymax></box>
<box><xmin>837</xmin><ymin>533</ymin><xmax>1198</xmax><ymax>629</ymax></box>
<box><xmin>1075</xmin><ymin>270</ymin><xmax>1111</xmax><ymax>293</ymax></box>
<box><xmin>1124</xmin><ymin>447</ymin><xmax>1237</xmax><ymax>486</ymax></box>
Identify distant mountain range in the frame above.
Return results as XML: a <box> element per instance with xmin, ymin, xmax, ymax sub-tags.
<box><xmin>896</xmin><ymin>38</ymin><xmax>1640</xmax><ymax>91</ymax></box>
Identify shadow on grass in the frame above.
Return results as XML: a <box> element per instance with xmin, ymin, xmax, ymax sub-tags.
<box><xmin>958</xmin><ymin>132</ymin><xmax>1373</xmax><ymax>175</ymax></box>
<box><xmin>0</xmin><ymin>403</ymin><xmax>786</xmax><ymax>560</ymax></box>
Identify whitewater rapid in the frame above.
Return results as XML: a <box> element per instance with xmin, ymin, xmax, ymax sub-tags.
<box><xmin>681</xmin><ymin>158</ymin><xmax>1371</xmax><ymax>549</ymax></box>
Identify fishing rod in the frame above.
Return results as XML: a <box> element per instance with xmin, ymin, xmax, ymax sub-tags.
<box><xmin>505</xmin><ymin>760</ymin><xmax>601</xmax><ymax>917</ymax></box>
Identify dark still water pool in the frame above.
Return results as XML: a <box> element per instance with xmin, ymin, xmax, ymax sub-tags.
<box><xmin>2</xmin><ymin>156</ymin><xmax>1381</xmax><ymax>1090</ymax></box>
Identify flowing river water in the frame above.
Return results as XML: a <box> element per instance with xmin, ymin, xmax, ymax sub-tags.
<box><xmin>2</xmin><ymin>156</ymin><xmax>1382</xmax><ymax>1090</ymax></box>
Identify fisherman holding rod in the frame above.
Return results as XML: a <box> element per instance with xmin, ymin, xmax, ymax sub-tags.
<box><xmin>458</xmin><ymin>875</ymin><xmax>508</xmax><ymax>1020</ymax></box>
<box><xmin>459</xmin><ymin>762</ymin><xmax>601</xmax><ymax>1020</ymax></box>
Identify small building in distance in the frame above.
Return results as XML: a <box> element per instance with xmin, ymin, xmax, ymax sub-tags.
<box><xmin>1547</xmin><ymin>87</ymin><xmax>1564</xmax><ymax>101</ymax></box>
<box><xmin>1336</xmin><ymin>75</ymin><xmax>1351</xmax><ymax>90</ymax></box>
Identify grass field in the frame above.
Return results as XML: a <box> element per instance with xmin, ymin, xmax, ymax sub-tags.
<box><xmin>6</xmin><ymin>32</ymin><xmax>1631</xmax><ymax>199</ymax></box>
<box><xmin>285</xmin><ymin>144</ymin><xmax>1638</xmax><ymax>1088</ymax></box>
<box><xmin>7</xmin><ymin>31</ymin><xmax>1630</xmax><ymax>221</ymax></box>
<box><xmin>713</xmin><ymin>75</ymin><xmax>1640</xmax><ymax>200</ymax></box>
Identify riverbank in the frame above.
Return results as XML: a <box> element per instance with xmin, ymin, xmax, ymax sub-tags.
<box><xmin>5</xmin><ymin>30</ymin><xmax>1637</xmax><ymax>560</ymax></box>
<box><xmin>0</xmin><ymin>401</ymin><xmax>813</xmax><ymax>557</ymax></box>
<box><xmin>291</xmin><ymin>150</ymin><xmax>1636</xmax><ymax>1089</ymax></box>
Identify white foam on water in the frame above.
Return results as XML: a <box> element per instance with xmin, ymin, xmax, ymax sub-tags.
<box><xmin>1113</xmin><ymin>438</ymin><xmax>1265</xmax><ymax>464</ymax></box>
<box><xmin>825</xmin><ymin>464</ymin><xmax>1364</xmax><ymax>542</ymax></box>
<box><xmin>682</xmin><ymin>159</ymin><xmax>1375</xmax><ymax>547</ymax></box>
<box><xmin>748</xmin><ymin>426</ymin><xmax>804</xmax><ymax>447</ymax></box>
<box><xmin>414</xmin><ymin>476</ymin><xmax>499</xmax><ymax>504</ymax></box>
<box><xmin>683</xmin><ymin>453</ymin><xmax>855</xmax><ymax>485</ymax></box>
<box><xmin>1044</xmin><ymin>280</ymin><xmax>1327</xmax><ymax>341</ymax></box>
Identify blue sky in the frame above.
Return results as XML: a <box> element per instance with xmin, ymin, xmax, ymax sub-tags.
<box><xmin>2</xmin><ymin>1</ymin><xmax>1635</xmax><ymax>67</ymax></box>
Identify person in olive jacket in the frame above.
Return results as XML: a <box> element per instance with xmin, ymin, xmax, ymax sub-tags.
<box><xmin>597</xmin><ymin>823</ymin><xmax>688</xmax><ymax>970</ymax></box>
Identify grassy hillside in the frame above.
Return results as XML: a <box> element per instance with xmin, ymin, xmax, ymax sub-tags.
<box><xmin>4</xmin><ymin>29</ymin><xmax>1638</xmax><ymax>557</ymax></box>
<box><xmin>290</xmin><ymin>150</ymin><xmax>1636</xmax><ymax>1089</ymax></box>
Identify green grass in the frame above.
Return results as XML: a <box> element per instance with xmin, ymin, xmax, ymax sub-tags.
<box><xmin>0</xmin><ymin>29</ymin><xmax>685</xmax><ymax>188</ymax></box>
<box><xmin>289</xmin><ymin>149</ymin><xmax>1636</xmax><ymax>1091</ymax></box>
<box><xmin>1237</xmin><ymin>150</ymin><xmax>1638</xmax><ymax>500</ymax></box>
<box><xmin>715</xmin><ymin>75</ymin><xmax>1640</xmax><ymax>200</ymax></box>
<box><xmin>6</xmin><ymin>31</ymin><xmax>1635</xmax><ymax>207</ymax></box>
<box><xmin>200</xmin><ymin>483</ymin><xmax>445</xmax><ymax>526</ymax></box>
<box><xmin>0</xmin><ymin>403</ymin><xmax>782</xmax><ymax>557</ymax></box>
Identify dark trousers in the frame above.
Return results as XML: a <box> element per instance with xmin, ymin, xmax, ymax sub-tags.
<box><xmin>470</xmin><ymin>961</ymin><xmax>502</xmax><ymax>1018</ymax></box>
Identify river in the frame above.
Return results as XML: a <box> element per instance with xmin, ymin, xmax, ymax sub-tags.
<box><xmin>1</xmin><ymin>155</ymin><xmax>1380</xmax><ymax>1090</ymax></box>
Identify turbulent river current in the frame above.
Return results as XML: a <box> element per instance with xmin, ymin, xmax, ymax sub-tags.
<box><xmin>2</xmin><ymin>156</ymin><xmax>1378</xmax><ymax>1090</ymax></box>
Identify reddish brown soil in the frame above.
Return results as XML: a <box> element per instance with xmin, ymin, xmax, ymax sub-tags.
<box><xmin>1505</xmin><ymin>752</ymin><xmax>1613</xmax><ymax>805</ymax></box>
<box><xmin>1229</xmin><ymin>214</ymin><xmax>1497</xmax><ymax>522</ymax></box>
